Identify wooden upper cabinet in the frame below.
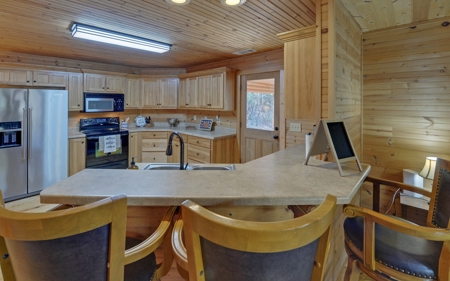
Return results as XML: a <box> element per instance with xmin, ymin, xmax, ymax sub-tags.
<box><xmin>142</xmin><ymin>77</ymin><xmax>178</xmax><ymax>108</ymax></box>
<box><xmin>84</xmin><ymin>73</ymin><xmax>124</xmax><ymax>93</ymax></box>
<box><xmin>142</xmin><ymin>78</ymin><xmax>160</xmax><ymax>108</ymax></box>
<box><xmin>160</xmin><ymin>78</ymin><xmax>178</xmax><ymax>108</ymax></box>
<box><xmin>0</xmin><ymin>69</ymin><xmax>32</xmax><ymax>85</ymax></box>
<box><xmin>178</xmin><ymin>67</ymin><xmax>235</xmax><ymax>111</ymax></box>
<box><xmin>32</xmin><ymin>71</ymin><xmax>67</xmax><ymax>87</ymax></box>
<box><xmin>208</xmin><ymin>73</ymin><xmax>224</xmax><ymax>109</ymax></box>
<box><xmin>68</xmin><ymin>73</ymin><xmax>84</xmax><ymax>111</ymax></box>
<box><xmin>125</xmin><ymin>77</ymin><xmax>141</xmax><ymax>109</ymax></box>
<box><xmin>179</xmin><ymin>77</ymin><xmax>198</xmax><ymax>108</ymax></box>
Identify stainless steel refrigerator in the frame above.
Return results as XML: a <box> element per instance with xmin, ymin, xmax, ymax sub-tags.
<box><xmin>0</xmin><ymin>88</ymin><xmax>68</xmax><ymax>202</ymax></box>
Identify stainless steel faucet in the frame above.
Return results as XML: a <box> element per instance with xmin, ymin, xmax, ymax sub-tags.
<box><xmin>166</xmin><ymin>132</ymin><xmax>185</xmax><ymax>170</ymax></box>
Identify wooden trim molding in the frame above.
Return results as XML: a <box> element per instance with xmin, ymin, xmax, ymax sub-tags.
<box><xmin>277</xmin><ymin>25</ymin><xmax>317</xmax><ymax>42</ymax></box>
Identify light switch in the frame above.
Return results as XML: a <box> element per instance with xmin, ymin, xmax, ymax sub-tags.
<box><xmin>289</xmin><ymin>123</ymin><xmax>301</xmax><ymax>132</ymax></box>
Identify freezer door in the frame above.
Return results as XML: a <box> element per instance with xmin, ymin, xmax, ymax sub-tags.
<box><xmin>28</xmin><ymin>89</ymin><xmax>68</xmax><ymax>193</ymax></box>
<box><xmin>0</xmin><ymin>89</ymin><xmax>28</xmax><ymax>199</ymax></box>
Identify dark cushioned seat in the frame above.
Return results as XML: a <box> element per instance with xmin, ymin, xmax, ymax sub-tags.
<box><xmin>6</xmin><ymin>228</ymin><xmax>157</xmax><ymax>281</ymax></box>
<box><xmin>200</xmin><ymin>236</ymin><xmax>319</xmax><ymax>281</ymax></box>
<box><xmin>344</xmin><ymin>216</ymin><xmax>443</xmax><ymax>279</ymax></box>
<box><xmin>125</xmin><ymin>237</ymin><xmax>157</xmax><ymax>281</ymax></box>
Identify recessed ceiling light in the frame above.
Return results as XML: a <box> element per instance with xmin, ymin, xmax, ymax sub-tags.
<box><xmin>220</xmin><ymin>0</ymin><xmax>246</xmax><ymax>7</ymax></box>
<box><xmin>165</xmin><ymin>0</ymin><xmax>191</xmax><ymax>5</ymax></box>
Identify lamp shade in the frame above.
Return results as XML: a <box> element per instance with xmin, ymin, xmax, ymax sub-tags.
<box><xmin>419</xmin><ymin>157</ymin><xmax>437</xmax><ymax>180</ymax></box>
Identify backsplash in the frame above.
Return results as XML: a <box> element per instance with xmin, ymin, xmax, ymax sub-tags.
<box><xmin>68</xmin><ymin>109</ymin><xmax>237</xmax><ymax>131</ymax></box>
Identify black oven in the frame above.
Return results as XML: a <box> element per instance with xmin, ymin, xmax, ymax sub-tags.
<box><xmin>80</xmin><ymin>117</ymin><xmax>129</xmax><ymax>169</ymax></box>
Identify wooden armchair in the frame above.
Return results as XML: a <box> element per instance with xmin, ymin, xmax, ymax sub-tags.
<box><xmin>343</xmin><ymin>158</ymin><xmax>450</xmax><ymax>280</ymax></box>
<box><xmin>172</xmin><ymin>195</ymin><xmax>337</xmax><ymax>281</ymax></box>
<box><xmin>0</xmin><ymin>192</ymin><xmax>176</xmax><ymax>281</ymax></box>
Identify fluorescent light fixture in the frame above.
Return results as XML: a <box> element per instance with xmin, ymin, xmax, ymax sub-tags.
<box><xmin>70</xmin><ymin>22</ymin><xmax>171</xmax><ymax>53</ymax></box>
<box><xmin>221</xmin><ymin>0</ymin><xmax>246</xmax><ymax>6</ymax></box>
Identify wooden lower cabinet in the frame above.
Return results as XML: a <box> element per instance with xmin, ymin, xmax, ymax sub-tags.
<box><xmin>141</xmin><ymin>132</ymin><xmax>168</xmax><ymax>163</ymax></box>
<box><xmin>69</xmin><ymin>137</ymin><xmax>86</xmax><ymax>176</ymax></box>
<box><xmin>167</xmin><ymin>134</ymin><xmax>188</xmax><ymax>164</ymax></box>
<box><xmin>136</xmin><ymin>131</ymin><xmax>238</xmax><ymax>164</ymax></box>
<box><xmin>187</xmin><ymin>135</ymin><xmax>238</xmax><ymax>164</ymax></box>
<box><xmin>129</xmin><ymin>132</ymin><xmax>141</xmax><ymax>163</ymax></box>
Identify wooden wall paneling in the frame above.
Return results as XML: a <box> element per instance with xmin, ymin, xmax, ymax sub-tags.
<box><xmin>186</xmin><ymin>49</ymin><xmax>284</xmax><ymax>73</ymax></box>
<box><xmin>321</xmin><ymin>0</ymin><xmax>330</xmax><ymax>119</ymax></box>
<box><xmin>363</xmin><ymin>18</ymin><xmax>450</xmax><ymax>181</ymax></box>
<box><xmin>278</xmin><ymin>27</ymin><xmax>317</xmax><ymax>120</ymax></box>
<box><xmin>285</xmin><ymin>119</ymin><xmax>317</xmax><ymax>148</ymax></box>
<box><xmin>327</xmin><ymin>0</ymin><xmax>335</xmax><ymax>120</ymax></box>
<box><xmin>333</xmin><ymin>0</ymin><xmax>363</xmax><ymax>157</ymax></box>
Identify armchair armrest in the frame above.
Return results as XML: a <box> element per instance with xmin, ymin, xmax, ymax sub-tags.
<box><xmin>364</xmin><ymin>176</ymin><xmax>432</xmax><ymax>212</ymax></box>
<box><xmin>171</xmin><ymin>218</ymin><xmax>188</xmax><ymax>270</ymax></box>
<box><xmin>344</xmin><ymin>204</ymin><xmax>450</xmax><ymax>276</ymax></box>
<box><xmin>124</xmin><ymin>206</ymin><xmax>178</xmax><ymax>278</ymax></box>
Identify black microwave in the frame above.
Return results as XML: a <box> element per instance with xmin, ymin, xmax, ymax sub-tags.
<box><xmin>84</xmin><ymin>93</ymin><xmax>124</xmax><ymax>112</ymax></box>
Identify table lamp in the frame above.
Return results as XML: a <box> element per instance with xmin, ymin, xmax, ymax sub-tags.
<box><xmin>419</xmin><ymin>156</ymin><xmax>437</xmax><ymax>188</ymax></box>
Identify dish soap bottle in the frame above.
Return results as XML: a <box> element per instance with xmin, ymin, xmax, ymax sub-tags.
<box><xmin>129</xmin><ymin>156</ymin><xmax>139</xmax><ymax>170</ymax></box>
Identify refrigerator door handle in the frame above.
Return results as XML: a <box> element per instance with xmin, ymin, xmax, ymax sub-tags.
<box><xmin>28</xmin><ymin>108</ymin><xmax>32</xmax><ymax>159</ymax></box>
<box><xmin>22</xmin><ymin>108</ymin><xmax>26</xmax><ymax>159</ymax></box>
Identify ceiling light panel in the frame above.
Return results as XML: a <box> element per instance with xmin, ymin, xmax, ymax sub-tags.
<box><xmin>70</xmin><ymin>23</ymin><xmax>172</xmax><ymax>53</ymax></box>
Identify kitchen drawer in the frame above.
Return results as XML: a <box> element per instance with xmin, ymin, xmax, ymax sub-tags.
<box><xmin>169</xmin><ymin>133</ymin><xmax>188</xmax><ymax>143</ymax></box>
<box><xmin>142</xmin><ymin>132</ymin><xmax>168</xmax><ymax>139</ymax></box>
<box><xmin>188</xmin><ymin>145</ymin><xmax>211</xmax><ymax>163</ymax></box>
<box><xmin>188</xmin><ymin>136</ymin><xmax>211</xmax><ymax>149</ymax></box>
<box><xmin>142</xmin><ymin>152</ymin><xmax>167</xmax><ymax>163</ymax></box>
<box><xmin>142</xmin><ymin>139</ymin><xmax>167</xmax><ymax>152</ymax></box>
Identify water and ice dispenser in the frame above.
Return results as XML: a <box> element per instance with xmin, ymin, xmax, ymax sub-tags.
<box><xmin>0</xmin><ymin>122</ymin><xmax>21</xmax><ymax>148</ymax></box>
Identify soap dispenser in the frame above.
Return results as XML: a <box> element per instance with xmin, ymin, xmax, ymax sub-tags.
<box><xmin>129</xmin><ymin>156</ymin><xmax>139</xmax><ymax>170</ymax></box>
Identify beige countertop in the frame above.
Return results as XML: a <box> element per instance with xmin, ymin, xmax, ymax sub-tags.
<box><xmin>41</xmin><ymin>144</ymin><xmax>371</xmax><ymax>207</ymax></box>
<box><xmin>68</xmin><ymin>123</ymin><xmax>236</xmax><ymax>140</ymax></box>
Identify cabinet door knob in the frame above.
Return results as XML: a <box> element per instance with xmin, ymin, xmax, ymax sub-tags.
<box><xmin>33</xmin><ymin>80</ymin><xmax>36</xmax><ymax>83</ymax></box>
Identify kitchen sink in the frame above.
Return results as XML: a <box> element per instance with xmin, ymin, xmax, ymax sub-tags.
<box><xmin>143</xmin><ymin>163</ymin><xmax>188</xmax><ymax>170</ymax></box>
<box><xmin>191</xmin><ymin>164</ymin><xmax>235</xmax><ymax>170</ymax></box>
<box><xmin>143</xmin><ymin>163</ymin><xmax>235</xmax><ymax>171</ymax></box>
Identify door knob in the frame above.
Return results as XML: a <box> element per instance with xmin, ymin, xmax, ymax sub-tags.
<box><xmin>273</xmin><ymin>135</ymin><xmax>279</xmax><ymax>139</ymax></box>
<box><xmin>275</xmin><ymin>126</ymin><xmax>279</xmax><ymax>131</ymax></box>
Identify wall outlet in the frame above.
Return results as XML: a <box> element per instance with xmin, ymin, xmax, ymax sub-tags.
<box><xmin>290</xmin><ymin>123</ymin><xmax>301</xmax><ymax>132</ymax></box>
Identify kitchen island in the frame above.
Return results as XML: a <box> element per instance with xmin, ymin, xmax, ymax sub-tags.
<box><xmin>40</xmin><ymin>144</ymin><xmax>370</xmax><ymax>280</ymax></box>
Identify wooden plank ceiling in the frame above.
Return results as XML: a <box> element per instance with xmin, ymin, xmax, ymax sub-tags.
<box><xmin>342</xmin><ymin>0</ymin><xmax>450</xmax><ymax>33</ymax></box>
<box><xmin>0</xmin><ymin>0</ymin><xmax>315</xmax><ymax>68</ymax></box>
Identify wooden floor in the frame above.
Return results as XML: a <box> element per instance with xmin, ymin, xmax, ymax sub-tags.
<box><xmin>1</xmin><ymin>195</ymin><xmax>371</xmax><ymax>281</ymax></box>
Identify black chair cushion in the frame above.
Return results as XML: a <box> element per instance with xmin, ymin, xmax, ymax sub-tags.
<box><xmin>6</xmin><ymin>226</ymin><xmax>157</xmax><ymax>281</ymax></box>
<box><xmin>6</xmin><ymin>225</ymin><xmax>110</xmax><ymax>281</ymax></box>
<box><xmin>124</xmin><ymin>237</ymin><xmax>157</xmax><ymax>281</ymax></box>
<box><xmin>199</xmin><ymin>237</ymin><xmax>319</xmax><ymax>281</ymax></box>
<box><xmin>344</xmin><ymin>216</ymin><xmax>443</xmax><ymax>279</ymax></box>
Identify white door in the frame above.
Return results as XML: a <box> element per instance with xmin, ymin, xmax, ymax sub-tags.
<box><xmin>240</xmin><ymin>72</ymin><xmax>280</xmax><ymax>163</ymax></box>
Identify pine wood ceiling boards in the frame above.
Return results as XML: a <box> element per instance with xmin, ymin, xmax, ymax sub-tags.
<box><xmin>341</xmin><ymin>0</ymin><xmax>450</xmax><ymax>32</ymax></box>
<box><xmin>0</xmin><ymin>0</ymin><xmax>315</xmax><ymax>68</ymax></box>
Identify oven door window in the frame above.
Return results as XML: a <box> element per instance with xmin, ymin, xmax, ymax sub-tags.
<box><xmin>86</xmin><ymin>135</ymin><xmax>128</xmax><ymax>169</ymax></box>
<box><xmin>86</xmin><ymin>98</ymin><xmax>114</xmax><ymax>112</ymax></box>
<box><xmin>94</xmin><ymin>135</ymin><xmax>122</xmax><ymax>157</ymax></box>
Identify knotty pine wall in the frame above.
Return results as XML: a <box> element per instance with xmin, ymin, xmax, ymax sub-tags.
<box><xmin>363</xmin><ymin>18</ymin><xmax>450</xmax><ymax>180</ymax></box>
<box><xmin>333</xmin><ymin>0</ymin><xmax>362</xmax><ymax>156</ymax></box>
<box><xmin>361</xmin><ymin>18</ymin><xmax>450</xmax><ymax>216</ymax></box>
